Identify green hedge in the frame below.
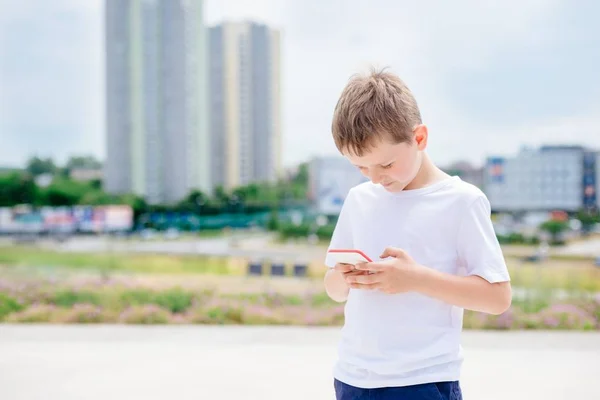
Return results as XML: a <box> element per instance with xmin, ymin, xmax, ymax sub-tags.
<box><xmin>1</xmin><ymin>279</ymin><xmax>599</xmax><ymax>330</ymax></box>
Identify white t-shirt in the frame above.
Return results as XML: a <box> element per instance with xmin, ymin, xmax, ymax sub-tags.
<box><xmin>325</xmin><ymin>176</ymin><xmax>510</xmax><ymax>389</ymax></box>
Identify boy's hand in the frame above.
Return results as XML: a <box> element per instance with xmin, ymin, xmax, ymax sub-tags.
<box><xmin>334</xmin><ymin>263</ymin><xmax>369</xmax><ymax>276</ymax></box>
<box><xmin>344</xmin><ymin>247</ymin><xmax>425</xmax><ymax>294</ymax></box>
<box><xmin>324</xmin><ymin>263</ymin><xmax>369</xmax><ymax>303</ymax></box>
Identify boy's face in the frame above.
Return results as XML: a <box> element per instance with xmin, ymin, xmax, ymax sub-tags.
<box><xmin>343</xmin><ymin>125</ymin><xmax>427</xmax><ymax>193</ymax></box>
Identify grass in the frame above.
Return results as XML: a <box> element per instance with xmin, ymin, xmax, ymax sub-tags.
<box><xmin>2</xmin><ymin>245</ymin><xmax>600</xmax><ymax>292</ymax></box>
<box><xmin>1</xmin><ymin>277</ymin><xmax>597</xmax><ymax>329</ymax></box>
<box><xmin>136</xmin><ymin>229</ymin><xmax>227</xmax><ymax>241</ymax></box>
<box><xmin>1</xmin><ymin>243</ymin><xmax>599</xmax><ymax>329</ymax></box>
<box><xmin>0</xmin><ymin>245</ymin><xmax>238</xmax><ymax>275</ymax></box>
<box><xmin>507</xmin><ymin>257</ymin><xmax>600</xmax><ymax>292</ymax></box>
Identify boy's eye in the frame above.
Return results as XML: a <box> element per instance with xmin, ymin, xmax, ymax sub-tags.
<box><xmin>381</xmin><ymin>163</ymin><xmax>394</xmax><ymax>169</ymax></box>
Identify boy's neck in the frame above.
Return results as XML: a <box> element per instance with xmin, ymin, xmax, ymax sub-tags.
<box><xmin>404</xmin><ymin>152</ymin><xmax>451</xmax><ymax>191</ymax></box>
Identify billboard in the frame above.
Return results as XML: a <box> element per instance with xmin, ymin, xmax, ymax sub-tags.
<box><xmin>309</xmin><ymin>156</ymin><xmax>368</xmax><ymax>215</ymax></box>
<box><xmin>582</xmin><ymin>152</ymin><xmax>597</xmax><ymax>209</ymax></box>
<box><xmin>103</xmin><ymin>205</ymin><xmax>134</xmax><ymax>231</ymax></box>
<box><xmin>0</xmin><ymin>205</ymin><xmax>134</xmax><ymax>234</ymax></box>
<box><xmin>486</xmin><ymin>157</ymin><xmax>505</xmax><ymax>184</ymax></box>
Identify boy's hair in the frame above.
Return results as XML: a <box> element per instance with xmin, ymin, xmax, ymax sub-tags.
<box><xmin>332</xmin><ymin>68</ymin><xmax>422</xmax><ymax>156</ymax></box>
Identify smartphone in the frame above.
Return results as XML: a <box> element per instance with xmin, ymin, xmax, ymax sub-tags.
<box><xmin>327</xmin><ymin>249</ymin><xmax>373</xmax><ymax>265</ymax></box>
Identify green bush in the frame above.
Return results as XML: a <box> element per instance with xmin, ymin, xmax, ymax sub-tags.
<box><xmin>52</xmin><ymin>290</ymin><xmax>101</xmax><ymax>308</ymax></box>
<box><xmin>117</xmin><ymin>287</ymin><xmax>193</xmax><ymax>313</ymax></box>
<box><xmin>316</xmin><ymin>224</ymin><xmax>335</xmax><ymax>240</ymax></box>
<box><xmin>496</xmin><ymin>233</ymin><xmax>539</xmax><ymax>245</ymax></box>
<box><xmin>59</xmin><ymin>304</ymin><xmax>109</xmax><ymax>323</ymax></box>
<box><xmin>266</xmin><ymin>209</ymin><xmax>280</xmax><ymax>231</ymax></box>
<box><xmin>278</xmin><ymin>222</ymin><xmax>336</xmax><ymax>240</ymax></box>
<box><xmin>193</xmin><ymin>305</ymin><xmax>244</xmax><ymax>324</ymax></box>
<box><xmin>6</xmin><ymin>304</ymin><xmax>57</xmax><ymax>323</ymax></box>
<box><xmin>310</xmin><ymin>292</ymin><xmax>336</xmax><ymax>308</ymax></box>
<box><xmin>0</xmin><ymin>293</ymin><xmax>24</xmax><ymax>320</ymax></box>
<box><xmin>119</xmin><ymin>305</ymin><xmax>171</xmax><ymax>324</ymax></box>
<box><xmin>278</xmin><ymin>223</ymin><xmax>311</xmax><ymax>238</ymax></box>
<box><xmin>119</xmin><ymin>289</ymin><xmax>157</xmax><ymax>307</ymax></box>
<box><xmin>1</xmin><ymin>277</ymin><xmax>599</xmax><ymax>330</ymax></box>
<box><xmin>155</xmin><ymin>288</ymin><xmax>193</xmax><ymax>313</ymax></box>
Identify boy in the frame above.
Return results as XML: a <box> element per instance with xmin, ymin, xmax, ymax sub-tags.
<box><xmin>324</xmin><ymin>69</ymin><xmax>511</xmax><ymax>400</ymax></box>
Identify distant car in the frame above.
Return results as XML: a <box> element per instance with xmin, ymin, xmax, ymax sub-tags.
<box><xmin>12</xmin><ymin>233</ymin><xmax>39</xmax><ymax>244</ymax></box>
<box><xmin>140</xmin><ymin>229</ymin><xmax>157</xmax><ymax>240</ymax></box>
<box><xmin>164</xmin><ymin>228</ymin><xmax>180</xmax><ymax>240</ymax></box>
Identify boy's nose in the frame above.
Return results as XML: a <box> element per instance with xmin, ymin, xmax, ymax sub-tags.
<box><xmin>369</xmin><ymin>172</ymin><xmax>383</xmax><ymax>184</ymax></box>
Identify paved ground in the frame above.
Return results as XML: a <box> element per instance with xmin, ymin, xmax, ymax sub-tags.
<box><xmin>558</xmin><ymin>238</ymin><xmax>600</xmax><ymax>258</ymax></box>
<box><xmin>1</xmin><ymin>326</ymin><xmax>599</xmax><ymax>400</ymax></box>
<box><xmin>22</xmin><ymin>233</ymin><xmax>327</xmax><ymax>262</ymax></box>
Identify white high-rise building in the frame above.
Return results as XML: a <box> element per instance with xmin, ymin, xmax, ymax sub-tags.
<box><xmin>209</xmin><ymin>21</ymin><xmax>282</xmax><ymax>190</ymax></box>
<box><xmin>484</xmin><ymin>145</ymin><xmax>599</xmax><ymax>212</ymax></box>
<box><xmin>105</xmin><ymin>0</ymin><xmax>210</xmax><ymax>204</ymax></box>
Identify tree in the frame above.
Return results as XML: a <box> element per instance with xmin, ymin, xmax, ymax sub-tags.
<box><xmin>576</xmin><ymin>208</ymin><xmax>600</xmax><ymax>233</ymax></box>
<box><xmin>0</xmin><ymin>172</ymin><xmax>37</xmax><ymax>206</ymax></box>
<box><xmin>79</xmin><ymin>191</ymin><xmax>113</xmax><ymax>205</ymax></box>
<box><xmin>62</xmin><ymin>155</ymin><xmax>103</xmax><ymax>177</ymax></box>
<box><xmin>539</xmin><ymin>220</ymin><xmax>569</xmax><ymax>244</ymax></box>
<box><xmin>119</xmin><ymin>194</ymin><xmax>148</xmax><ymax>219</ymax></box>
<box><xmin>36</xmin><ymin>178</ymin><xmax>93</xmax><ymax>206</ymax></box>
<box><xmin>267</xmin><ymin>208</ymin><xmax>280</xmax><ymax>231</ymax></box>
<box><xmin>213</xmin><ymin>186</ymin><xmax>230</xmax><ymax>205</ymax></box>
<box><xmin>293</xmin><ymin>162</ymin><xmax>309</xmax><ymax>186</ymax></box>
<box><xmin>25</xmin><ymin>156</ymin><xmax>57</xmax><ymax>176</ymax></box>
<box><xmin>176</xmin><ymin>190</ymin><xmax>208</xmax><ymax>213</ymax></box>
<box><xmin>65</xmin><ymin>155</ymin><xmax>103</xmax><ymax>170</ymax></box>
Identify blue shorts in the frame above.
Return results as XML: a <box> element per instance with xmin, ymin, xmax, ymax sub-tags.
<box><xmin>334</xmin><ymin>379</ymin><xmax>463</xmax><ymax>400</ymax></box>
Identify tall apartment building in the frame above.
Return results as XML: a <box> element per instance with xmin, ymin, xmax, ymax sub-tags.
<box><xmin>105</xmin><ymin>0</ymin><xmax>209</xmax><ymax>204</ymax></box>
<box><xmin>484</xmin><ymin>145</ymin><xmax>599</xmax><ymax>212</ymax></box>
<box><xmin>209</xmin><ymin>21</ymin><xmax>282</xmax><ymax>190</ymax></box>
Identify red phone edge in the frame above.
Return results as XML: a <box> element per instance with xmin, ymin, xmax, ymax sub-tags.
<box><xmin>327</xmin><ymin>249</ymin><xmax>373</xmax><ymax>262</ymax></box>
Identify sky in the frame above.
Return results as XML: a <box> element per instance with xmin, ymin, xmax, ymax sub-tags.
<box><xmin>1</xmin><ymin>0</ymin><xmax>599</xmax><ymax>169</ymax></box>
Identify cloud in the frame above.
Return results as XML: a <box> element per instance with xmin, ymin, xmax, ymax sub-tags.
<box><xmin>0</xmin><ymin>0</ymin><xmax>598</xmax><ymax>171</ymax></box>
<box><xmin>0</xmin><ymin>0</ymin><xmax>103</xmax><ymax>166</ymax></box>
<box><xmin>277</xmin><ymin>0</ymin><xmax>600</xmax><ymax>167</ymax></box>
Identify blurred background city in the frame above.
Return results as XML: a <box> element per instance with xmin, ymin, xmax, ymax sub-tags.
<box><xmin>1</xmin><ymin>1</ymin><xmax>599</xmax><ymax>399</ymax></box>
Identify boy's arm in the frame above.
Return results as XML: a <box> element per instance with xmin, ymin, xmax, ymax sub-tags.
<box><xmin>413</xmin><ymin>267</ymin><xmax>511</xmax><ymax>315</ymax></box>
<box><xmin>349</xmin><ymin>248</ymin><xmax>511</xmax><ymax>314</ymax></box>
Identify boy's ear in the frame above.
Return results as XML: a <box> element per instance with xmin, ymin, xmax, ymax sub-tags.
<box><xmin>413</xmin><ymin>124</ymin><xmax>428</xmax><ymax>150</ymax></box>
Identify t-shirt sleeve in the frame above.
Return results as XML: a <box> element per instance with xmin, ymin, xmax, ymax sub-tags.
<box><xmin>324</xmin><ymin>190</ymin><xmax>355</xmax><ymax>268</ymax></box>
<box><xmin>457</xmin><ymin>195</ymin><xmax>510</xmax><ymax>283</ymax></box>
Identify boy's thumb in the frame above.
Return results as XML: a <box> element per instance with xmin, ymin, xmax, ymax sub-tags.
<box><xmin>380</xmin><ymin>247</ymin><xmax>405</xmax><ymax>259</ymax></box>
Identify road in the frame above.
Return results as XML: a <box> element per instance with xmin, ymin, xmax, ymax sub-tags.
<box><xmin>27</xmin><ymin>234</ymin><xmax>327</xmax><ymax>262</ymax></box>
<box><xmin>1</xmin><ymin>325</ymin><xmax>599</xmax><ymax>400</ymax></box>
<box><xmin>557</xmin><ymin>238</ymin><xmax>600</xmax><ymax>258</ymax></box>
<box><xmin>5</xmin><ymin>234</ymin><xmax>600</xmax><ymax>263</ymax></box>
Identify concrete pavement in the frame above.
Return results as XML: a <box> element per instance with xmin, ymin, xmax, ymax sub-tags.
<box><xmin>0</xmin><ymin>325</ymin><xmax>599</xmax><ymax>400</ymax></box>
<box><xmin>31</xmin><ymin>234</ymin><xmax>326</xmax><ymax>262</ymax></box>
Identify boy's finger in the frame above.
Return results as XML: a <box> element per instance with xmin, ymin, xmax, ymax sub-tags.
<box><xmin>346</xmin><ymin>273</ymin><xmax>380</xmax><ymax>284</ymax></box>
<box><xmin>349</xmin><ymin>282</ymin><xmax>380</xmax><ymax>290</ymax></box>
<box><xmin>380</xmin><ymin>247</ymin><xmax>406</xmax><ymax>259</ymax></box>
<box><xmin>334</xmin><ymin>263</ymin><xmax>354</xmax><ymax>272</ymax></box>
<box><xmin>343</xmin><ymin>270</ymin><xmax>368</xmax><ymax>277</ymax></box>
<box><xmin>356</xmin><ymin>262</ymin><xmax>385</xmax><ymax>272</ymax></box>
